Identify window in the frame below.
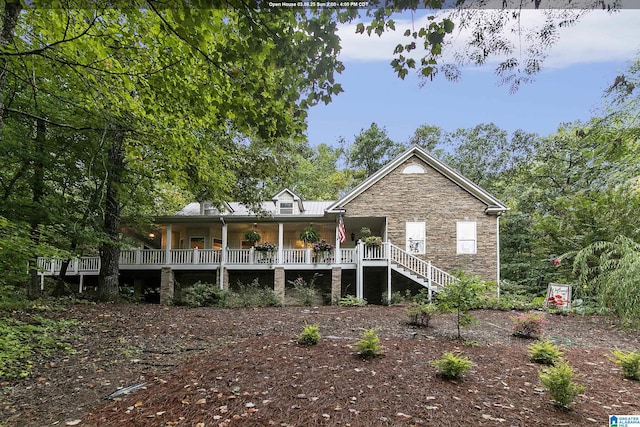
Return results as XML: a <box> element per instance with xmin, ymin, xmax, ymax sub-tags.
<box><xmin>457</xmin><ymin>221</ymin><xmax>477</xmax><ymax>254</ymax></box>
<box><xmin>406</xmin><ymin>222</ymin><xmax>425</xmax><ymax>254</ymax></box>
<box><xmin>279</xmin><ymin>202</ymin><xmax>294</xmax><ymax>214</ymax></box>
<box><xmin>402</xmin><ymin>164</ymin><xmax>425</xmax><ymax>174</ymax></box>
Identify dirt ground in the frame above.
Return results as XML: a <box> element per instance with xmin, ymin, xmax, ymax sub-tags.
<box><xmin>1</xmin><ymin>304</ymin><xmax>639</xmax><ymax>426</ymax></box>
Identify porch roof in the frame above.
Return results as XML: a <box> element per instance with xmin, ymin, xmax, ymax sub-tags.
<box><xmin>157</xmin><ymin>200</ymin><xmax>336</xmax><ymax>222</ymax></box>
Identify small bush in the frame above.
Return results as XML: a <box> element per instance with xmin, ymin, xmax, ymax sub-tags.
<box><xmin>298</xmin><ymin>324</ymin><xmax>321</xmax><ymax>346</ymax></box>
<box><xmin>411</xmin><ymin>288</ymin><xmax>432</xmax><ymax>304</ymax></box>
<box><xmin>381</xmin><ymin>290</ymin><xmax>405</xmax><ymax>305</ymax></box>
<box><xmin>511</xmin><ymin>312</ymin><xmax>546</xmax><ymax>338</ymax></box>
<box><xmin>339</xmin><ymin>295</ymin><xmax>367</xmax><ymax>307</ymax></box>
<box><xmin>228</xmin><ymin>279</ymin><xmax>282</xmax><ymax>308</ymax></box>
<box><xmin>539</xmin><ymin>362</ymin><xmax>584</xmax><ymax>408</ymax></box>
<box><xmin>610</xmin><ymin>349</ymin><xmax>640</xmax><ymax>380</ymax></box>
<box><xmin>528</xmin><ymin>339</ymin><xmax>563</xmax><ymax>365</ymax></box>
<box><xmin>0</xmin><ymin>316</ymin><xmax>76</xmax><ymax>379</ymax></box>
<box><xmin>406</xmin><ymin>303</ymin><xmax>437</xmax><ymax>327</ymax></box>
<box><xmin>356</xmin><ymin>328</ymin><xmax>383</xmax><ymax>359</ymax></box>
<box><xmin>288</xmin><ymin>275</ymin><xmax>319</xmax><ymax>306</ymax></box>
<box><xmin>432</xmin><ymin>351</ymin><xmax>473</xmax><ymax>379</ymax></box>
<box><xmin>181</xmin><ymin>281</ymin><xmax>229</xmax><ymax>307</ymax></box>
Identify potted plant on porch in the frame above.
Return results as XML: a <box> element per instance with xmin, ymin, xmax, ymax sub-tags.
<box><xmin>299</xmin><ymin>225</ymin><xmax>320</xmax><ymax>247</ymax></box>
<box><xmin>254</xmin><ymin>242</ymin><xmax>277</xmax><ymax>263</ymax></box>
<box><xmin>245</xmin><ymin>230</ymin><xmax>261</xmax><ymax>245</ymax></box>
<box><xmin>313</xmin><ymin>239</ymin><xmax>334</xmax><ymax>263</ymax></box>
<box><xmin>360</xmin><ymin>227</ymin><xmax>382</xmax><ymax>247</ymax></box>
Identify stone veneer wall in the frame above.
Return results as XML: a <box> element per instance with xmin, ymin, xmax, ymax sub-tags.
<box><xmin>343</xmin><ymin>157</ymin><xmax>499</xmax><ymax>281</ymax></box>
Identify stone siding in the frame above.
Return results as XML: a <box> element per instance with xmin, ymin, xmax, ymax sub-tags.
<box><xmin>344</xmin><ymin>157</ymin><xmax>499</xmax><ymax>281</ymax></box>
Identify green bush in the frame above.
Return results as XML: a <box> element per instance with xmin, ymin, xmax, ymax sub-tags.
<box><xmin>381</xmin><ymin>290</ymin><xmax>405</xmax><ymax>305</ymax></box>
<box><xmin>339</xmin><ymin>295</ymin><xmax>367</xmax><ymax>307</ymax></box>
<box><xmin>528</xmin><ymin>339</ymin><xmax>563</xmax><ymax>365</ymax></box>
<box><xmin>288</xmin><ymin>275</ymin><xmax>319</xmax><ymax>306</ymax></box>
<box><xmin>298</xmin><ymin>323</ymin><xmax>321</xmax><ymax>346</ymax></box>
<box><xmin>228</xmin><ymin>279</ymin><xmax>282</xmax><ymax>308</ymax></box>
<box><xmin>611</xmin><ymin>349</ymin><xmax>640</xmax><ymax>380</ymax></box>
<box><xmin>538</xmin><ymin>362</ymin><xmax>584</xmax><ymax>408</ymax></box>
<box><xmin>432</xmin><ymin>351</ymin><xmax>473</xmax><ymax>379</ymax></box>
<box><xmin>181</xmin><ymin>281</ymin><xmax>229</xmax><ymax>307</ymax></box>
<box><xmin>406</xmin><ymin>302</ymin><xmax>437</xmax><ymax>327</ymax></box>
<box><xmin>511</xmin><ymin>312</ymin><xmax>546</xmax><ymax>338</ymax></box>
<box><xmin>436</xmin><ymin>272</ymin><xmax>485</xmax><ymax>340</ymax></box>
<box><xmin>411</xmin><ymin>288</ymin><xmax>432</xmax><ymax>304</ymax></box>
<box><xmin>0</xmin><ymin>316</ymin><xmax>76</xmax><ymax>379</ymax></box>
<box><xmin>356</xmin><ymin>328</ymin><xmax>383</xmax><ymax>359</ymax></box>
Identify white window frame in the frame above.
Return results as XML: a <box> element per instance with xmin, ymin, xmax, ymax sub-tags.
<box><xmin>279</xmin><ymin>201</ymin><xmax>294</xmax><ymax>215</ymax></box>
<box><xmin>406</xmin><ymin>221</ymin><xmax>426</xmax><ymax>255</ymax></box>
<box><xmin>457</xmin><ymin>221</ymin><xmax>477</xmax><ymax>254</ymax></box>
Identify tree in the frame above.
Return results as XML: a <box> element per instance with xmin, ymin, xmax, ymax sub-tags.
<box><xmin>346</xmin><ymin>123</ymin><xmax>403</xmax><ymax>177</ymax></box>
<box><xmin>0</xmin><ymin>3</ymin><xmax>347</xmax><ymax>300</ymax></box>
<box><xmin>355</xmin><ymin>1</ymin><xmax>615</xmax><ymax>92</ymax></box>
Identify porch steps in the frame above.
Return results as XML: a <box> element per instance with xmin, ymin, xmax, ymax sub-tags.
<box><xmin>387</xmin><ymin>243</ymin><xmax>458</xmax><ymax>293</ymax></box>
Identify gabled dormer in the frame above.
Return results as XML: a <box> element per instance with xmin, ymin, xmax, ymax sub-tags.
<box><xmin>200</xmin><ymin>201</ymin><xmax>234</xmax><ymax>215</ymax></box>
<box><xmin>272</xmin><ymin>188</ymin><xmax>304</xmax><ymax>215</ymax></box>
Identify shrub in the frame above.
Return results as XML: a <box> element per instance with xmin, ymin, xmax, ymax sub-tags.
<box><xmin>227</xmin><ymin>279</ymin><xmax>282</xmax><ymax>308</ymax></box>
<box><xmin>511</xmin><ymin>312</ymin><xmax>546</xmax><ymax>338</ymax></box>
<box><xmin>381</xmin><ymin>290</ymin><xmax>405</xmax><ymax>305</ymax></box>
<box><xmin>528</xmin><ymin>339</ymin><xmax>563</xmax><ymax>365</ymax></box>
<box><xmin>538</xmin><ymin>362</ymin><xmax>584</xmax><ymax>408</ymax></box>
<box><xmin>436</xmin><ymin>272</ymin><xmax>485</xmax><ymax>340</ymax></box>
<box><xmin>432</xmin><ymin>351</ymin><xmax>473</xmax><ymax>379</ymax></box>
<box><xmin>181</xmin><ymin>281</ymin><xmax>229</xmax><ymax>307</ymax></box>
<box><xmin>406</xmin><ymin>303</ymin><xmax>437</xmax><ymax>327</ymax></box>
<box><xmin>412</xmin><ymin>288</ymin><xmax>432</xmax><ymax>304</ymax></box>
<box><xmin>339</xmin><ymin>295</ymin><xmax>367</xmax><ymax>307</ymax></box>
<box><xmin>298</xmin><ymin>324</ymin><xmax>321</xmax><ymax>346</ymax></box>
<box><xmin>0</xmin><ymin>316</ymin><xmax>76</xmax><ymax>379</ymax></box>
<box><xmin>288</xmin><ymin>275</ymin><xmax>319</xmax><ymax>306</ymax></box>
<box><xmin>610</xmin><ymin>349</ymin><xmax>640</xmax><ymax>380</ymax></box>
<box><xmin>356</xmin><ymin>328</ymin><xmax>383</xmax><ymax>359</ymax></box>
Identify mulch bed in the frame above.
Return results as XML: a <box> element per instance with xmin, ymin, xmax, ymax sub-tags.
<box><xmin>2</xmin><ymin>304</ymin><xmax>639</xmax><ymax>426</ymax></box>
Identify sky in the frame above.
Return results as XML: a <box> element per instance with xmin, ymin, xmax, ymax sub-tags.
<box><xmin>305</xmin><ymin>7</ymin><xmax>640</xmax><ymax>147</ymax></box>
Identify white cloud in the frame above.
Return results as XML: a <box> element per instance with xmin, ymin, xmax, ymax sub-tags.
<box><xmin>337</xmin><ymin>8</ymin><xmax>640</xmax><ymax>68</ymax></box>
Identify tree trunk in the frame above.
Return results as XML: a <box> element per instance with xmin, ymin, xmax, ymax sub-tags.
<box><xmin>0</xmin><ymin>0</ymin><xmax>22</xmax><ymax>132</ymax></box>
<box><xmin>97</xmin><ymin>128</ymin><xmax>125</xmax><ymax>302</ymax></box>
<box><xmin>27</xmin><ymin>118</ymin><xmax>46</xmax><ymax>299</ymax></box>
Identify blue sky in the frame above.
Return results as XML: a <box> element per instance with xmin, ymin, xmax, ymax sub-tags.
<box><xmin>305</xmin><ymin>8</ymin><xmax>640</xmax><ymax>146</ymax></box>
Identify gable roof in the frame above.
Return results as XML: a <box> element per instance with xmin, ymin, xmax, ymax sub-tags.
<box><xmin>326</xmin><ymin>145</ymin><xmax>509</xmax><ymax>215</ymax></box>
<box><xmin>272</xmin><ymin>188</ymin><xmax>304</xmax><ymax>212</ymax></box>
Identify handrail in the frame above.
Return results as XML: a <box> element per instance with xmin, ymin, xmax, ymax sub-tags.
<box><xmin>387</xmin><ymin>242</ymin><xmax>458</xmax><ymax>290</ymax></box>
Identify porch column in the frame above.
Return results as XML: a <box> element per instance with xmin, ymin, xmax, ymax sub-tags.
<box><xmin>160</xmin><ymin>266</ymin><xmax>174</xmax><ymax>305</ymax></box>
<box><xmin>274</xmin><ymin>267</ymin><xmax>285</xmax><ymax>303</ymax></box>
<box><xmin>220</xmin><ymin>221</ymin><xmax>227</xmax><ymax>290</ymax></box>
<box><xmin>335</xmin><ymin>222</ymin><xmax>341</xmax><ymax>264</ymax></box>
<box><xmin>331</xmin><ymin>266</ymin><xmax>342</xmax><ymax>305</ymax></box>
<box><xmin>165</xmin><ymin>224</ymin><xmax>172</xmax><ymax>265</ymax></box>
<box><xmin>356</xmin><ymin>240</ymin><xmax>364</xmax><ymax>300</ymax></box>
<box><xmin>278</xmin><ymin>223</ymin><xmax>284</xmax><ymax>264</ymax></box>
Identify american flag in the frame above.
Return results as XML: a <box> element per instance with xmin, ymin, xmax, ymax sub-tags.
<box><xmin>338</xmin><ymin>214</ymin><xmax>346</xmax><ymax>243</ymax></box>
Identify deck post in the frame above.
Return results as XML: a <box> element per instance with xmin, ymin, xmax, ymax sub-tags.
<box><xmin>160</xmin><ymin>267</ymin><xmax>174</xmax><ymax>305</ymax></box>
<box><xmin>274</xmin><ymin>267</ymin><xmax>285</xmax><ymax>303</ymax></box>
<box><xmin>193</xmin><ymin>247</ymin><xmax>199</xmax><ymax>264</ymax></box>
<box><xmin>331</xmin><ymin>266</ymin><xmax>341</xmax><ymax>305</ymax></box>
<box><xmin>387</xmin><ymin>244</ymin><xmax>392</xmax><ymax>306</ymax></box>
<box><xmin>427</xmin><ymin>260</ymin><xmax>433</xmax><ymax>301</ymax></box>
<box><xmin>356</xmin><ymin>240</ymin><xmax>363</xmax><ymax>300</ymax></box>
<box><xmin>135</xmin><ymin>248</ymin><xmax>141</xmax><ymax>264</ymax></box>
<box><xmin>79</xmin><ymin>275</ymin><xmax>84</xmax><ymax>293</ymax></box>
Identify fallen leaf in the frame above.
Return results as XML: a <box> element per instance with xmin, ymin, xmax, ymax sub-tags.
<box><xmin>65</xmin><ymin>421</ymin><xmax>82</xmax><ymax>426</ymax></box>
<box><xmin>196</xmin><ymin>398</ymin><xmax>207</xmax><ymax>404</ymax></box>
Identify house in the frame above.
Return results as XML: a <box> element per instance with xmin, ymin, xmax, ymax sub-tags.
<box><xmin>38</xmin><ymin>146</ymin><xmax>508</xmax><ymax>303</ymax></box>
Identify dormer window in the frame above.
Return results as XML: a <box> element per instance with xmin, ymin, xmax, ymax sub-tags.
<box><xmin>203</xmin><ymin>202</ymin><xmax>218</xmax><ymax>215</ymax></box>
<box><xmin>279</xmin><ymin>202</ymin><xmax>294</xmax><ymax>215</ymax></box>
